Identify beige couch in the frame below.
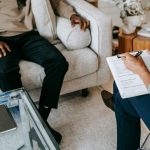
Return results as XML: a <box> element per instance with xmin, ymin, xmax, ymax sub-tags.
<box><xmin>19</xmin><ymin>0</ymin><xmax>112</xmax><ymax>102</ymax></box>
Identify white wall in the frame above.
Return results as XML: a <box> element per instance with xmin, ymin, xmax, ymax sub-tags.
<box><xmin>99</xmin><ymin>0</ymin><xmax>150</xmax><ymax>24</ymax></box>
<box><xmin>99</xmin><ymin>0</ymin><xmax>123</xmax><ymax>26</ymax></box>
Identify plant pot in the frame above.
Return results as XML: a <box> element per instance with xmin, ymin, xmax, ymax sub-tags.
<box><xmin>122</xmin><ymin>15</ymin><xmax>146</xmax><ymax>34</ymax></box>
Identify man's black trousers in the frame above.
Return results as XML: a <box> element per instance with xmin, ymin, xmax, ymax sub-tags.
<box><xmin>0</xmin><ymin>31</ymin><xmax>68</xmax><ymax>108</ymax></box>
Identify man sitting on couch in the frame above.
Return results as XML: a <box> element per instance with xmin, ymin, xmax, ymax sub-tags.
<box><xmin>0</xmin><ymin>0</ymin><xmax>89</xmax><ymax>144</ymax></box>
<box><xmin>101</xmin><ymin>53</ymin><xmax>150</xmax><ymax>150</ymax></box>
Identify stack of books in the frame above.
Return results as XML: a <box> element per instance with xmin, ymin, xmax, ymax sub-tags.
<box><xmin>138</xmin><ymin>23</ymin><xmax>150</xmax><ymax>38</ymax></box>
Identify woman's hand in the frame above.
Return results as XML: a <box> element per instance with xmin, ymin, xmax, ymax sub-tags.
<box><xmin>0</xmin><ymin>41</ymin><xmax>11</xmax><ymax>58</ymax></box>
<box><xmin>70</xmin><ymin>14</ymin><xmax>90</xmax><ymax>31</ymax></box>
<box><xmin>123</xmin><ymin>53</ymin><xmax>150</xmax><ymax>86</ymax></box>
<box><xmin>123</xmin><ymin>53</ymin><xmax>148</xmax><ymax>75</ymax></box>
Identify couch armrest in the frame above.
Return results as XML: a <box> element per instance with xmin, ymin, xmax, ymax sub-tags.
<box><xmin>66</xmin><ymin>0</ymin><xmax>112</xmax><ymax>84</ymax></box>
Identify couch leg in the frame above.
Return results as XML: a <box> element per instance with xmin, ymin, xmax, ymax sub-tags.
<box><xmin>81</xmin><ymin>88</ymin><xmax>89</xmax><ymax>97</ymax></box>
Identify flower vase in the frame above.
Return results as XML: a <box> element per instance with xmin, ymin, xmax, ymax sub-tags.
<box><xmin>122</xmin><ymin>15</ymin><xmax>146</xmax><ymax>34</ymax></box>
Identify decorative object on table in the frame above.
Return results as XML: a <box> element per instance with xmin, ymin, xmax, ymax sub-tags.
<box><xmin>142</xmin><ymin>22</ymin><xmax>150</xmax><ymax>31</ymax></box>
<box><xmin>0</xmin><ymin>105</ymin><xmax>17</xmax><ymax>134</ymax></box>
<box><xmin>121</xmin><ymin>15</ymin><xmax>145</xmax><ymax>34</ymax></box>
<box><xmin>137</xmin><ymin>23</ymin><xmax>150</xmax><ymax>38</ymax></box>
<box><xmin>113</xmin><ymin>0</ymin><xmax>147</xmax><ymax>34</ymax></box>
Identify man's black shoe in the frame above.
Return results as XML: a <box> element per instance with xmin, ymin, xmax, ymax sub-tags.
<box><xmin>38</xmin><ymin>106</ymin><xmax>62</xmax><ymax>144</ymax></box>
<box><xmin>101</xmin><ymin>90</ymin><xmax>114</xmax><ymax>111</ymax></box>
<box><xmin>44</xmin><ymin>121</ymin><xmax>62</xmax><ymax>144</ymax></box>
<box><xmin>49</xmin><ymin>126</ymin><xmax>62</xmax><ymax>145</ymax></box>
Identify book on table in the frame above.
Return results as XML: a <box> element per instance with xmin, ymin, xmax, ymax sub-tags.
<box><xmin>0</xmin><ymin>105</ymin><xmax>17</xmax><ymax>134</ymax></box>
<box><xmin>137</xmin><ymin>23</ymin><xmax>150</xmax><ymax>38</ymax></box>
<box><xmin>106</xmin><ymin>50</ymin><xmax>150</xmax><ymax>99</ymax></box>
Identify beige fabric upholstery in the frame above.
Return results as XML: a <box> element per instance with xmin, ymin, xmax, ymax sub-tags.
<box><xmin>57</xmin><ymin>17</ymin><xmax>91</xmax><ymax>50</ymax></box>
<box><xmin>19</xmin><ymin>0</ymin><xmax>112</xmax><ymax>100</ymax></box>
<box><xmin>31</xmin><ymin>0</ymin><xmax>57</xmax><ymax>42</ymax></box>
<box><xmin>20</xmin><ymin>43</ymin><xmax>98</xmax><ymax>90</ymax></box>
<box><xmin>66</xmin><ymin>0</ymin><xmax>112</xmax><ymax>85</ymax></box>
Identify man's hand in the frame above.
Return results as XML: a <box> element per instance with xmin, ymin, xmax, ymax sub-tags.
<box><xmin>70</xmin><ymin>14</ymin><xmax>90</xmax><ymax>31</ymax></box>
<box><xmin>0</xmin><ymin>41</ymin><xmax>11</xmax><ymax>58</ymax></box>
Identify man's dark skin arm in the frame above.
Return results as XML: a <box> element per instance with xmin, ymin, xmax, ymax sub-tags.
<box><xmin>70</xmin><ymin>14</ymin><xmax>90</xmax><ymax>31</ymax></box>
<box><xmin>0</xmin><ymin>42</ymin><xmax>11</xmax><ymax>58</ymax></box>
<box><xmin>0</xmin><ymin>15</ymin><xmax>89</xmax><ymax>58</ymax></box>
<box><xmin>50</xmin><ymin>0</ymin><xmax>90</xmax><ymax>31</ymax></box>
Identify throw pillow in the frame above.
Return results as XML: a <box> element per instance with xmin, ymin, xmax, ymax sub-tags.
<box><xmin>57</xmin><ymin>17</ymin><xmax>91</xmax><ymax>50</ymax></box>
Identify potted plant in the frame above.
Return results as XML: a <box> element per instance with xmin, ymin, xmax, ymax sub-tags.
<box><xmin>113</xmin><ymin>0</ymin><xmax>146</xmax><ymax>34</ymax></box>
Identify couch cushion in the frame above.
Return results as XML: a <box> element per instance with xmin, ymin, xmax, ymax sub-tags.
<box><xmin>61</xmin><ymin>49</ymin><xmax>98</xmax><ymax>82</ymax></box>
<box><xmin>31</xmin><ymin>0</ymin><xmax>57</xmax><ymax>42</ymax></box>
<box><xmin>57</xmin><ymin>17</ymin><xmax>91</xmax><ymax>50</ymax></box>
<box><xmin>19</xmin><ymin>43</ymin><xmax>98</xmax><ymax>90</ymax></box>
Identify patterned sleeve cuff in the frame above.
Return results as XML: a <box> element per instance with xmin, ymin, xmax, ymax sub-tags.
<box><xmin>148</xmin><ymin>84</ymin><xmax>150</xmax><ymax>94</ymax></box>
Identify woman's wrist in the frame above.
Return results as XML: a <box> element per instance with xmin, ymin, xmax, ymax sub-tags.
<box><xmin>139</xmin><ymin>71</ymin><xmax>150</xmax><ymax>87</ymax></box>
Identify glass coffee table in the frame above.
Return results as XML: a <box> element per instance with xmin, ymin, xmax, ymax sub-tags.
<box><xmin>0</xmin><ymin>88</ymin><xmax>60</xmax><ymax>150</ymax></box>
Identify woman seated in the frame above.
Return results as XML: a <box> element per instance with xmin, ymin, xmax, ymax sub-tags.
<box><xmin>101</xmin><ymin>53</ymin><xmax>150</xmax><ymax>150</ymax></box>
